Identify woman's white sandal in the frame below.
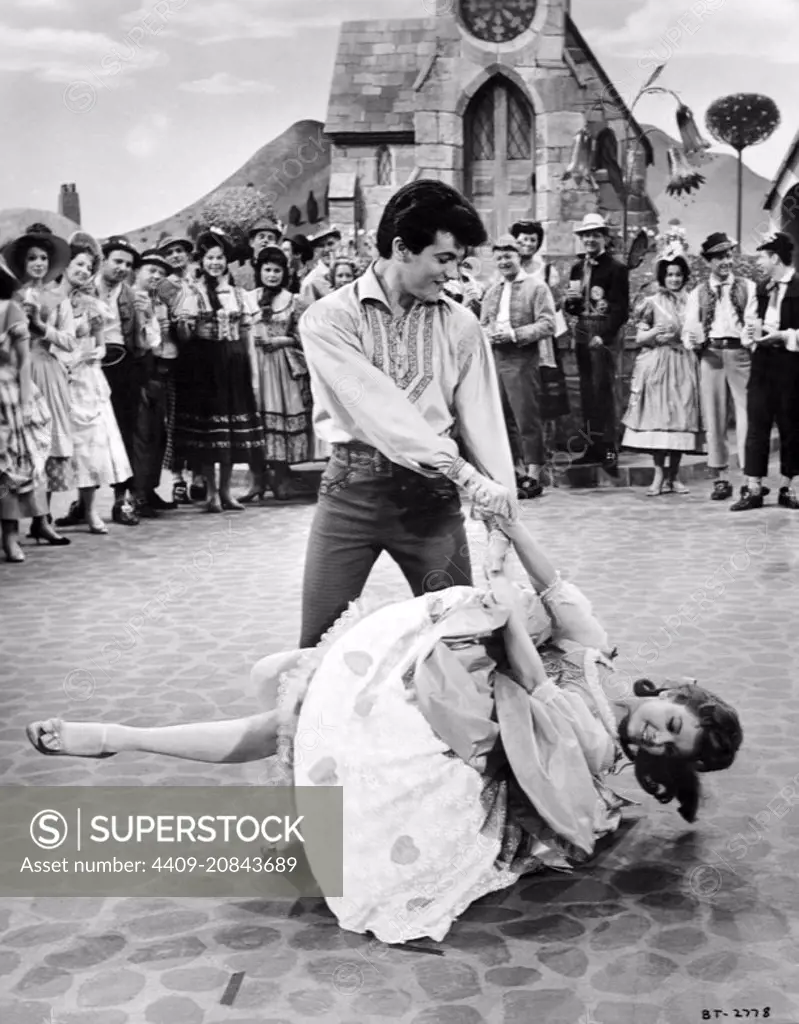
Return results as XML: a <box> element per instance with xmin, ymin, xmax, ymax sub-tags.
<box><xmin>26</xmin><ymin>720</ymin><xmax>115</xmax><ymax>758</ymax></box>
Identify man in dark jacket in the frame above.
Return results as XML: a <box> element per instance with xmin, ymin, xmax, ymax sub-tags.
<box><xmin>731</xmin><ymin>231</ymin><xmax>799</xmax><ymax>511</ymax></box>
<box><xmin>562</xmin><ymin>214</ymin><xmax>629</xmax><ymax>474</ymax></box>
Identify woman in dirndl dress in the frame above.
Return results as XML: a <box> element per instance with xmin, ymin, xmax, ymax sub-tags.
<box><xmin>55</xmin><ymin>232</ymin><xmax>132</xmax><ymax>534</ymax></box>
<box><xmin>241</xmin><ymin>246</ymin><xmax>313</xmax><ymax>502</ymax></box>
<box><xmin>3</xmin><ymin>224</ymin><xmax>76</xmax><ymax>544</ymax></box>
<box><xmin>27</xmin><ymin>516</ymin><xmax>743</xmax><ymax>944</ymax></box>
<box><xmin>172</xmin><ymin>228</ymin><xmax>264</xmax><ymax>513</ymax></box>
<box><xmin>621</xmin><ymin>244</ymin><xmax>704</xmax><ymax>495</ymax></box>
<box><xmin>0</xmin><ymin>258</ymin><xmax>56</xmax><ymax>563</ymax></box>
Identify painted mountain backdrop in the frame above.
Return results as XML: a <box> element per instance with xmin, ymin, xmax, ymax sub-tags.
<box><xmin>123</xmin><ymin>119</ymin><xmax>772</xmax><ymax>254</ymax></box>
<box><xmin>123</xmin><ymin>120</ymin><xmax>331</xmax><ymax>250</ymax></box>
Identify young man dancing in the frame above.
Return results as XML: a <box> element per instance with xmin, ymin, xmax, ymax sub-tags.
<box><xmin>298</xmin><ymin>179</ymin><xmax>517</xmax><ymax>647</ymax></box>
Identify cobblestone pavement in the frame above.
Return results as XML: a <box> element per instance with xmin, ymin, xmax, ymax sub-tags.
<box><xmin>1</xmin><ymin>472</ymin><xmax>799</xmax><ymax>1024</ymax></box>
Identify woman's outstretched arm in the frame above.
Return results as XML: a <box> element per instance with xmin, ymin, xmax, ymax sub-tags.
<box><xmin>492</xmin><ymin>518</ymin><xmax>559</xmax><ymax>592</ymax></box>
<box><xmin>28</xmin><ymin>711</ymin><xmax>281</xmax><ymax>763</ymax></box>
<box><xmin>491</xmin><ymin>517</ymin><xmax>612</xmax><ymax>654</ymax></box>
<box><xmin>485</xmin><ymin>530</ymin><xmax>550</xmax><ymax>693</ymax></box>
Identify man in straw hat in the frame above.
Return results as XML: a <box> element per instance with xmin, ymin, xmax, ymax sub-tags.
<box><xmin>480</xmin><ymin>234</ymin><xmax>556</xmax><ymax>499</ymax></box>
<box><xmin>729</xmin><ymin>231</ymin><xmax>799</xmax><ymax>511</ymax></box>
<box><xmin>298</xmin><ymin>179</ymin><xmax>517</xmax><ymax>648</ymax></box>
<box><xmin>682</xmin><ymin>231</ymin><xmax>756</xmax><ymax>502</ymax></box>
<box><xmin>562</xmin><ymin>213</ymin><xmax>630</xmax><ymax>475</ymax></box>
<box><xmin>300</xmin><ymin>224</ymin><xmax>342</xmax><ymax>306</ymax></box>
<box><xmin>96</xmin><ymin>234</ymin><xmax>144</xmax><ymax>525</ymax></box>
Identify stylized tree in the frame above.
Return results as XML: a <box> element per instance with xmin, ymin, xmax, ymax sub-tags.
<box><xmin>199</xmin><ymin>186</ymin><xmax>279</xmax><ymax>261</ymax></box>
<box><xmin>705</xmin><ymin>93</ymin><xmax>780</xmax><ymax>250</ymax></box>
<box><xmin>288</xmin><ymin>204</ymin><xmax>303</xmax><ymax>227</ymax></box>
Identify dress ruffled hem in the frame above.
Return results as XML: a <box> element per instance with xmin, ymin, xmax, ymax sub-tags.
<box><xmin>621</xmin><ymin>428</ymin><xmax>705</xmax><ymax>453</ymax></box>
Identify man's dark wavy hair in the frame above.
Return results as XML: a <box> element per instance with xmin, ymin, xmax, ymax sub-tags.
<box><xmin>375</xmin><ymin>180</ymin><xmax>487</xmax><ymax>259</ymax></box>
<box><xmin>618</xmin><ymin>679</ymin><xmax>743</xmax><ymax>823</ymax></box>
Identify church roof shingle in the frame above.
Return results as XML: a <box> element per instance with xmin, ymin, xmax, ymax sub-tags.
<box><xmin>325</xmin><ymin>18</ymin><xmax>437</xmax><ymax>137</ymax></box>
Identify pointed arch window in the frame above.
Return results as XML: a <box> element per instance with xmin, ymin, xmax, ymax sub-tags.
<box><xmin>376</xmin><ymin>145</ymin><xmax>393</xmax><ymax>186</ymax></box>
<box><xmin>507</xmin><ymin>88</ymin><xmax>532</xmax><ymax>159</ymax></box>
<box><xmin>467</xmin><ymin>86</ymin><xmax>496</xmax><ymax>161</ymax></box>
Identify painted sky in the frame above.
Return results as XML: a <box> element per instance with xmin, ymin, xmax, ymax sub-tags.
<box><xmin>1</xmin><ymin>0</ymin><xmax>795</xmax><ymax>235</ymax></box>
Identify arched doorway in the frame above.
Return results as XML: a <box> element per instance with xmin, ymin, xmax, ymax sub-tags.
<box><xmin>464</xmin><ymin>76</ymin><xmax>535</xmax><ymax>240</ymax></box>
<box><xmin>781</xmin><ymin>185</ymin><xmax>799</xmax><ymax>270</ymax></box>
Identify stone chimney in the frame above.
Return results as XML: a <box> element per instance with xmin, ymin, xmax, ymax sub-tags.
<box><xmin>58</xmin><ymin>183</ymin><xmax>81</xmax><ymax>226</ymax></box>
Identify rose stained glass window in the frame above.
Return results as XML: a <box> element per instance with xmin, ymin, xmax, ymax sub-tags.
<box><xmin>460</xmin><ymin>0</ymin><xmax>537</xmax><ymax>44</ymax></box>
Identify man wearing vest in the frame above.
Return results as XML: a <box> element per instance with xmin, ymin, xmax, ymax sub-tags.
<box><xmin>730</xmin><ymin>231</ymin><xmax>799</xmax><ymax>511</ymax></box>
<box><xmin>481</xmin><ymin>235</ymin><xmax>556</xmax><ymax>499</ymax></box>
<box><xmin>683</xmin><ymin>232</ymin><xmax>756</xmax><ymax>501</ymax></box>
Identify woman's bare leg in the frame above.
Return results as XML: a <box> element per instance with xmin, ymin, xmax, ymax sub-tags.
<box><xmin>202</xmin><ymin>463</ymin><xmax>222</xmax><ymax>512</ymax></box>
<box><xmin>27</xmin><ymin>711</ymin><xmax>281</xmax><ymax>763</ymax></box>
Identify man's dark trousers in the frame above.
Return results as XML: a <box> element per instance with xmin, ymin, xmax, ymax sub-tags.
<box><xmin>493</xmin><ymin>344</ymin><xmax>544</xmax><ymax>466</ymax></box>
<box><xmin>104</xmin><ymin>353</ymin><xmax>149</xmax><ymax>491</ymax></box>
<box><xmin>574</xmin><ymin>329</ymin><xmax>621</xmax><ymax>457</ymax></box>
<box><xmin>299</xmin><ymin>443</ymin><xmax>472</xmax><ymax>649</ymax></box>
<box><xmin>133</xmin><ymin>357</ymin><xmax>171</xmax><ymax>498</ymax></box>
<box><xmin>743</xmin><ymin>347</ymin><xmax>799</xmax><ymax>479</ymax></box>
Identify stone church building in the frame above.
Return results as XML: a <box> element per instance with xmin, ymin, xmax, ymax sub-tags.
<box><xmin>764</xmin><ymin>127</ymin><xmax>799</xmax><ymax>269</ymax></box>
<box><xmin>324</xmin><ymin>0</ymin><xmax>657</xmax><ymax>258</ymax></box>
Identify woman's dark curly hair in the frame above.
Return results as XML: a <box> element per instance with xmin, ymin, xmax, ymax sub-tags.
<box><xmin>656</xmin><ymin>256</ymin><xmax>690</xmax><ymax>288</ymax></box>
<box><xmin>255</xmin><ymin>245</ymin><xmax>289</xmax><ymax>290</ymax></box>
<box><xmin>69</xmin><ymin>241</ymin><xmax>101</xmax><ymax>275</ymax></box>
<box><xmin>618</xmin><ymin>679</ymin><xmax>743</xmax><ymax>823</ymax></box>
<box><xmin>21</xmin><ymin>223</ymin><xmax>58</xmax><ymax>260</ymax></box>
<box><xmin>194</xmin><ymin>228</ymin><xmax>234</xmax><ymax>264</ymax></box>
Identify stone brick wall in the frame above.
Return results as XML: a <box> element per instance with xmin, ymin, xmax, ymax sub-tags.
<box><xmin>328</xmin><ymin>143</ymin><xmax>417</xmax><ymax>231</ymax></box>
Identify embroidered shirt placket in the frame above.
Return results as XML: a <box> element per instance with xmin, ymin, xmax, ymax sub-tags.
<box><xmin>389</xmin><ymin>311</ymin><xmax>408</xmax><ymax>383</ymax></box>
